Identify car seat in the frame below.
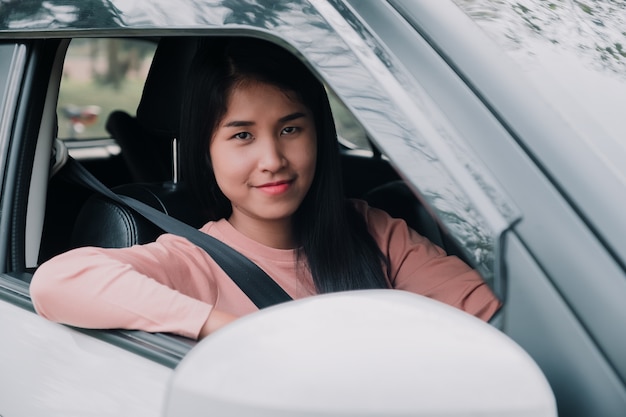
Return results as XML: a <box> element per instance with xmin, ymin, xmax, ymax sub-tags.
<box><xmin>69</xmin><ymin>37</ymin><xmax>206</xmax><ymax>249</ymax></box>
<box><xmin>106</xmin><ymin>37</ymin><xmax>198</xmax><ymax>183</ymax></box>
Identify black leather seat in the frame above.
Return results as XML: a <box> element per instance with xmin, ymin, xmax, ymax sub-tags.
<box><xmin>70</xmin><ymin>182</ymin><xmax>207</xmax><ymax>248</ymax></box>
<box><xmin>106</xmin><ymin>37</ymin><xmax>198</xmax><ymax>183</ymax></box>
<box><xmin>70</xmin><ymin>37</ymin><xmax>205</xmax><ymax>249</ymax></box>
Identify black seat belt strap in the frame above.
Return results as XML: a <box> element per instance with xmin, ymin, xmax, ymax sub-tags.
<box><xmin>62</xmin><ymin>158</ymin><xmax>293</xmax><ymax>309</ymax></box>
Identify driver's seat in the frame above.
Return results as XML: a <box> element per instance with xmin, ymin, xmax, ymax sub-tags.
<box><xmin>70</xmin><ymin>37</ymin><xmax>206</xmax><ymax>249</ymax></box>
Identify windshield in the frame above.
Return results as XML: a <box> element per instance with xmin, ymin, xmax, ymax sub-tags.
<box><xmin>453</xmin><ymin>0</ymin><xmax>626</xmax><ymax>163</ymax></box>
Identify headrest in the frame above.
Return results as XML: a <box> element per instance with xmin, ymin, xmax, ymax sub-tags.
<box><xmin>136</xmin><ymin>37</ymin><xmax>199</xmax><ymax>138</ymax></box>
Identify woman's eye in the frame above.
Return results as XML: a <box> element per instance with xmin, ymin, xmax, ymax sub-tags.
<box><xmin>233</xmin><ymin>132</ymin><xmax>252</xmax><ymax>140</ymax></box>
<box><xmin>281</xmin><ymin>126</ymin><xmax>299</xmax><ymax>135</ymax></box>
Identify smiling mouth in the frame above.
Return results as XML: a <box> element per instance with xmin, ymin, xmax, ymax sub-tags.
<box><xmin>256</xmin><ymin>180</ymin><xmax>293</xmax><ymax>195</ymax></box>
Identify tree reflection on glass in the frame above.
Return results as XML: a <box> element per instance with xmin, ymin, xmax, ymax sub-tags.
<box><xmin>0</xmin><ymin>0</ymin><xmax>122</xmax><ymax>29</ymax></box>
<box><xmin>453</xmin><ymin>0</ymin><xmax>626</xmax><ymax>78</ymax></box>
<box><xmin>454</xmin><ymin>0</ymin><xmax>626</xmax><ymax>160</ymax></box>
<box><xmin>221</xmin><ymin>0</ymin><xmax>291</xmax><ymax>28</ymax></box>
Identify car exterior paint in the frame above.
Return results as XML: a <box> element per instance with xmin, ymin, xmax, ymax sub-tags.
<box><xmin>0</xmin><ymin>299</ymin><xmax>170</xmax><ymax>416</ymax></box>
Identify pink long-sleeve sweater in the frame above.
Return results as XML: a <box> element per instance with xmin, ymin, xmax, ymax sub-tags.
<box><xmin>30</xmin><ymin>200</ymin><xmax>500</xmax><ymax>339</ymax></box>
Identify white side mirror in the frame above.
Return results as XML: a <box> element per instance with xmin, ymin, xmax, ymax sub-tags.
<box><xmin>164</xmin><ymin>290</ymin><xmax>556</xmax><ymax>416</ymax></box>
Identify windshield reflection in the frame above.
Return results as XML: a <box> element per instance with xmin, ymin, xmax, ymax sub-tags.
<box><xmin>0</xmin><ymin>0</ymin><xmax>123</xmax><ymax>29</ymax></box>
<box><xmin>454</xmin><ymin>0</ymin><xmax>626</xmax><ymax>77</ymax></box>
<box><xmin>453</xmin><ymin>0</ymin><xmax>626</xmax><ymax>150</ymax></box>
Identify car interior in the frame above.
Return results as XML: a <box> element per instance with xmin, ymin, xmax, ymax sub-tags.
<box><xmin>31</xmin><ymin>36</ymin><xmax>468</xmax><ymax>293</ymax></box>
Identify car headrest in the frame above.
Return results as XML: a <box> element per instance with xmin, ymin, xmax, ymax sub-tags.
<box><xmin>136</xmin><ymin>37</ymin><xmax>199</xmax><ymax>138</ymax></box>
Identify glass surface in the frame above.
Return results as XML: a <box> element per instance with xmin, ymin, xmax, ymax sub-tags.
<box><xmin>328</xmin><ymin>89</ymin><xmax>371</xmax><ymax>151</ymax></box>
<box><xmin>453</xmin><ymin>0</ymin><xmax>626</xmax><ymax>169</ymax></box>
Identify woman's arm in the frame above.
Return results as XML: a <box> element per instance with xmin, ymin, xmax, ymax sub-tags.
<box><xmin>30</xmin><ymin>234</ymin><xmax>220</xmax><ymax>339</ymax></box>
<box><xmin>357</xmin><ymin>200</ymin><xmax>501</xmax><ymax>321</ymax></box>
<box><xmin>198</xmin><ymin>309</ymin><xmax>238</xmax><ymax>339</ymax></box>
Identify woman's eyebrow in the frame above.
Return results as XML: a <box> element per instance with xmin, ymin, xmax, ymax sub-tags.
<box><xmin>279</xmin><ymin>112</ymin><xmax>306</xmax><ymax>123</ymax></box>
<box><xmin>223</xmin><ymin>120</ymin><xmax>254</xmax><ymax>128</ymax></box>
<box><xmin>222</xmin><ymin>112</ymin><xmax>307</xmax><ymax>128</ymax></box>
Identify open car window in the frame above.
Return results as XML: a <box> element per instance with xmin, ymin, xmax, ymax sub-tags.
<box><xmin>328</xmin><ymin>90</ymin><xmax>371</xmax><ymax>152</ymax></box>
<box><xmin>58</xmin><ymin>38</ymin><xmax>156</xmax><ymax>141</ymax></box>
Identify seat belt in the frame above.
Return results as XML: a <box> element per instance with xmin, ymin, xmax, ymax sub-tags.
<box><xmin>61</xmin><ymin>157</ymin><xmax>293</xmax><ymax>310</ymax></box>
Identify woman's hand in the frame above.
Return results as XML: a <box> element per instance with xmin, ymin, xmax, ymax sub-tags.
<box><xmin>198</xmin><ymin>309</ymin><xmax>238</xmax><ymax>339</ymax></box>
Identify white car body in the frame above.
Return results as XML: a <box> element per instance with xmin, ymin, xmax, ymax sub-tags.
<box><xmin>0</xmin><ymin>0</ymin><xmax>624</xmax><ymax>415</ymax></box>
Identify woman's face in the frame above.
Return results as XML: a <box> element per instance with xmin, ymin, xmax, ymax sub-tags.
<box><xmin>209</xmin><ymin>80</ymin><xmax>317</xmax><ymax>236</ymax></box>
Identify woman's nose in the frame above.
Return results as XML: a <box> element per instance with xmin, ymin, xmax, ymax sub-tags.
<box><xmin>257</xmin><ymin>137</ymin><xmax>286</xmax><ymax>172</ymax></box>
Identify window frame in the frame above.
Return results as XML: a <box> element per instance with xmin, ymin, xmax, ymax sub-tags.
<box><xmin>1</xmin><ymin>0</ymin><xmax>516</xmax><ymax>366</ymax></box>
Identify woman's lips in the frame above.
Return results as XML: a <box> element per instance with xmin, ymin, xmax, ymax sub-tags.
<box><xmin>256</xmin><ymin>180</ymin><xmax>293</xmax><ymax>195</ymax></box>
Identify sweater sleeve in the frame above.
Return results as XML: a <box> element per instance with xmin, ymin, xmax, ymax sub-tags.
<box><xmin>356</xmin><ymin>200</ymin><xmax>501</xmax><ymax>321</ymax></box>
<box><xmin>30</xmin><ymin>234</ymin><xmax>216</xmax><ymax>339</ymax></box>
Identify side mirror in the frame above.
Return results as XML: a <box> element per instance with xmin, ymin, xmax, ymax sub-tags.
<box><xmin>164</xmin><ymin>290</ymin><xmax>556</xmax><ymax>416</ymax></box>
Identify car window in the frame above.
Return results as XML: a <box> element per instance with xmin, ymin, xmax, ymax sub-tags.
<box><xmin>57</xmin><ymin>38</ymin><xmax>156</xmax><ymax>140</ymax></box>
<box><xmin>452</xmin><ymin>0</ymin><xmax>626</xmax><ymax>177</ymax></box>
<box><xmin>328</xmin><ymin>89</ymin><xmax>371</xmax><ymax>152</ymax></box>
<box><xmin>58</xmin><ymin>38</ymin><xmax>370</xmax><ymax>153</ymax></box>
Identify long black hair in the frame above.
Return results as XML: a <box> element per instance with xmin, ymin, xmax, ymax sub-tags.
<box><xmin>180</xmin><ymin>37</ymin><xmax>389</xmax><ymax>293</ymax></box>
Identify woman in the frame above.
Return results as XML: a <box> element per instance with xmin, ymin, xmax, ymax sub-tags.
<box><xmin>31</xmin><ymin>37</ymin><xmax>500</xmax><ymax>340</ymax></box>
